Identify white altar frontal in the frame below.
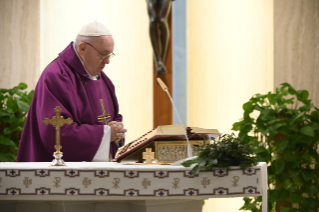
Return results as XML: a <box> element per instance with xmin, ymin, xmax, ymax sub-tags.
<box><xmin>0</xmin><ymin>162</ymin><xmax>267</xmax><ymax>212</ymax></box>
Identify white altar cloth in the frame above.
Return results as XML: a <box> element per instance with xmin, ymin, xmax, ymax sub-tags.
<box><xmin>0</xmin><ymin>162</ymin><xmax>267</xmax><ymax>212</ymax></box>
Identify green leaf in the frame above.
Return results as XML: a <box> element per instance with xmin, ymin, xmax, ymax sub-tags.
<box><xmin>315</xmin><ymin>164</ymin><xmax>319</xmax><ymax>176</ymax></box>
<box><xmin>274</xmin><ymin>140</ymin><xmax>288</xmax><ymax>151</ymax></box>
<box><xmin>0</xmin><ymin>88</ymin><xmax>8</xmax><ymax>93</ymax></box>
<box><xmin>254</xmin><ymin>146</ymin><xmax>268</xmax><ymax>154</ymax></box>
<box><xmin>208</xmin><ymin>158</ymin><xmax>218</xmax><ymax>165</ymax></box>
<box><xmin>289</xmin><ymin>192</ymin><xmax>302</xmax><ymax>203</ymax></box>
<box><xmin>27</xmin><ymin>90</ymin><xmax>34</xmax><ymax>104</ymax></box>
<box><xmin>300</xmin><ymin>126</ymin><xmax>314</xmax><ymax>137</ymax></box>
<box><xmin>301</xmin><ymin>169</ymin><xmax>315</xmax><ymax>182</ymax></box>
<box><xmin>287</xmin><ymin>85</ymin><xmax>297</xmax><ymax>95</ymax></box>
<box><xmin>3</xmin><ymin>128</ymin><xmax>12</xmax><ymax>135</ymax></box>
<box><xmin>297</xmin><ymin>90</ymin><xmax>309</xmax><ymax>101</ymax></box>
<box><xmin>232</xmin><ymin>122</ymin><xmax>241</xmax><ymax>131</ymax></box>
<box><xmin>305</xmin><ymin>183</ymin><xmax>319</xmax><ymax>194</ymax></box>
<box><xmin>286</xmin><ymin>162</ymin><xmax>299</xmax><ymax>170</ymax></box>
<box><xmin>258</xmin><ymin>151</ymin><xmax>271</xmax><ymax>163</ymax></box>
<box><xmin>310</xmin><ymin>122</ymin><xmax>319</xmax><ymax>130</ymax></box>
<box><xmin>292</xmin><ymin>174</ymin><xmax>303</xmax><ymax>186</ymax></box>
<box><xmin>0</xmin><ymin>135</ymin><xmax>16</xmax><ymax>147</ymax></box>
<box><xmin>289</xmin><ymin>169</ymin><xmax>302</xmax><ymax>177</ymax></box>
<box><xmin>6</xmin><ymin>97</ymin><xmax>18</xmax><ymax>112</ymax></box>
<box><xmin>268</xmin><ymin>189</ymin><xmax>279</xmax><ymax>202</ymax></box>
<box><xmin>289</xmin><ymin>112</ymin><xmax>305</xmax><ymax>125</ymax></box>
<box><xmin>0</xmin><ymin>110</ymin><xmax>11</xmax><ymax>117</ymax></box>
<box><xmin>282</xmin><ymin>152</ymin><xmax>298</xmax><ymax>162</ymax></box>
<box><xmin>285</xmin><ymin>97</ymin><xmax>294</xmax><ymax>104</ymax></box>
<box><xmin>243</xmin><ymin>102</ymin><xmax>253</xmax><ymax>112</ymax></box>
<box><xmin>191</xmin><ymin>164</ymin><xmax>200</xmax><ymax>176</ymax></box>
<box><xmin>181</xmin><ymin>159</ymin><xmax>197</xmax><ymax>167</ymax></box>
<box><xmin>267</xmin><ymin>93</ymin><xmax>276</xmax><ymax>105</ymax></box>
<box><xmin>260</xmin><ymin>109</ymin><xmax>276</xmax><ymax>121</ymax></box>
<box><xmin>283</xmin><ymin>178</ymin><xmax>296</xmax><ymax>191</ymax></box>
<box><xmin>17</xmin><ymin>100</ymin><xmax>30</xmax><ymax>112</ymax></box>
<box><xmin>280</xmin><ymin>207</ymin><xmax>292</xmax><ymax>212</ymax></box>
<box><xmin>0</xmin><ymin>152</ymin><xmax>16</xmax><ymax>162</ymax></box>
<box><xmin>18</xmin><ymin>82</ymin><xmax>27</xmax><ymax>90</ymax></box>
<box><xmin>277</xmin><ymin>187</ymin><xmax>290</xmax><ymax>201</ymax></box>
<box><xmin>272</xmin><ymin>158</ymin><xmax>285</xmax><ymax>175</ymax></box>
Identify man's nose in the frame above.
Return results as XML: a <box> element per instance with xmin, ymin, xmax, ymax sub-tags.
<box><xmin>102</xmin><ymin>58</ymin><xmax>110</xmax><ymax>64</ymax></box>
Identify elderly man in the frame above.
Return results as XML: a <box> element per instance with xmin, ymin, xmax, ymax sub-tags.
<box><xmin>17</xmin><ymin>22</ymin><xmax>127</xmax><ymax>162</ymax></box>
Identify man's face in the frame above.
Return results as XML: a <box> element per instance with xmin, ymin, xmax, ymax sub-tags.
<box><xmin>78</xmin><ymin>36</ymin><xmax>115</xmax><ymax>76</ymax></box>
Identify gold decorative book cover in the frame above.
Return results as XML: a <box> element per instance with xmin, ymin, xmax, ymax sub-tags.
<box><xmin>114</xmin><ymin>125</ymin><xmax>221</xmax><ymax>164</ymax></box>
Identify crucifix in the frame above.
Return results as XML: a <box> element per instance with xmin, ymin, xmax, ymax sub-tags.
<box><xmin>43</xmin><ymin>106</ymin><xmax>73</xmax><ymax>166</ymax></box>
<box><xmin>143</xmin><ymin>148</ymin><xmax>155</xmax><ymax>164</ymax></box>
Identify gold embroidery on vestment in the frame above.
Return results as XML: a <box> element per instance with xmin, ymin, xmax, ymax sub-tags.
<box><xmin>97</xmin><ymin>99</ymin><xmax>111</xmax><ymax>124</ymax></box>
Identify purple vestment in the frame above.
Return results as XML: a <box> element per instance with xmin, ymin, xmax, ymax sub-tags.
<box><xmin>16</xmin><ymin>42</ymin><xmax>123</xmax><ymax>162</ymax></box>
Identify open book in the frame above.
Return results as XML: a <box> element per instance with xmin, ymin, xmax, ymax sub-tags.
<box><xmin>114</xmin><ymin>124</ymin><xmax>220</xmax><ymax>164</ymax></box>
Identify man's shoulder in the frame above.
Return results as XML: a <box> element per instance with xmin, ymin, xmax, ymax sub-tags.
<box><xmin>35</xmin><ymin>58</ymin><xmax>79</xmax><ymax>96</ymax></box>
<box><xmin>41</xmin><ymin>58</ymin><xmax>74</xmax><ymax>80</ymax></box>
<box><xmin>100</xmin><ymin>71</ymin><xmax>115</xmax><ymax>88</ymax></box>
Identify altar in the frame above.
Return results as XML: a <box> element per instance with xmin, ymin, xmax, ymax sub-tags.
<box><xmin>0</xmin><ymin>162</ymin><xmax>267</xmax><ymax>212</ymax></box>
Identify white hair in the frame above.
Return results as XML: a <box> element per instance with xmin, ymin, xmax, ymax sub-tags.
<box><xmin>74</xmin><ymin>35</ymin><xmax>99</xmax><ymax>50</ymax></box>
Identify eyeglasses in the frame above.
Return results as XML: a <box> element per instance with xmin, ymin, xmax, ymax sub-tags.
<box><xmin>85</xmin><ymin>42</ymin><xmax>116</xmax><ymax>60</ymax></box>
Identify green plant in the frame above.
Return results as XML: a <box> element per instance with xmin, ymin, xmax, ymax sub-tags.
<box><xmin>232</xmin><ymin>83</ymin><xmax>319</xmax><ymax>212</ymax></box>
<box><xmin>0</xmin><ymin>83</ymin><xmax>34</xmax><ymax>162</ymax></box>
<box><xmin>181</xmin><ymin>133</ymin><xmax>258</xmax><ymax>175</ymax></box>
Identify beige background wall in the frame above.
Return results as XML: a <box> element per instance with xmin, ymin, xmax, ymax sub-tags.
<box><xmin>274</xmin><ymin>0</ymin><xmax>319</xmax><ymax>107</ymax></box>
<box><xmin>0</xmin><ymin>0</ymin><xmax>40</xmax><ymax>90</ymax></box>
<box><xmin>187</xmin><ymin>0</ymin><xmax>274</xmax><ymax>134</ymax></box>
<box><xmin>187</xmin><ymin>0</ymin><xmax>273</xmax><ymax>211</ymax></box>
<box><xmin>0</xmin><ymin>0</ymin><xmax>153</xmax><ymax>143</ymax></box>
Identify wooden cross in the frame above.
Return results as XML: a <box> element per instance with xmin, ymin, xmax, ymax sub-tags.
<box><xmin>43</xmin><ymin>106</ymin><xmax>73</xmax><ymax>153</ymax></box>
<box><xmin>97</xmin><ymin>99</ymin><xmax>111</xmax><ymax>124</ymax></box>
<box><xmin>143</xmin><ymin>148</ymin><xmax>155</xmax><ymax>164</ymax></box>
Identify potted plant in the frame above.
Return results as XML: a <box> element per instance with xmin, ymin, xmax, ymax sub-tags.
<box><xmin>0</xmin><ymin>83</ymin><xmax>34</xmax><ymax>162</ymax></box>
<box><xmin>232</xmin><ymin>83</ymin><xmax>319</xmax><ymax>212</ymax></box>
<box><xmin>181</xmin><ymin>133</ymin><xmax>258</xmax><ymax>175</ymax></box>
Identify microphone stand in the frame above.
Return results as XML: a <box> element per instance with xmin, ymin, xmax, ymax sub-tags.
<box><xmin>157</xmin><ymin>78</ymin><xmax>193</xmax><ymax>158</ymax></box>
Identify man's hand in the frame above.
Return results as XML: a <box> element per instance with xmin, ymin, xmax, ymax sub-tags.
<box><xmin>109</xmin><ymin>121</ymin><xmax>127</xmax><ymax>142</ymax></box>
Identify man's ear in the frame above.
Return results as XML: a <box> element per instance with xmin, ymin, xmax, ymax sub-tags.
<box><xmin>78</xmin><ymin>42</ymin><xmax>87</xmax><ymax>52</ymax></box>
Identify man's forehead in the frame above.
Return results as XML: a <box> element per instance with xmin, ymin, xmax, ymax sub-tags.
<box><xmin>94</xmin><ymin>36</ymin><xmax>114</xmax><ymax>53</ymax></box>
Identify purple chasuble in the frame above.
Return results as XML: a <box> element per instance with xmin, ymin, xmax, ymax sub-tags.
<box><xmin>16</xmin><ymin>42</ymin><xmax>123</xmax><ymax>162</ymax></box>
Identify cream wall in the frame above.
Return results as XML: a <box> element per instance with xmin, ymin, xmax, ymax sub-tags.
<box><xmin>274</xmin><ymin>0</ymin><xmax>319</xmax><ymax>107</ymax></box>
<box><xmin>187</xmin><ymin>0</ymin><xmax>273</xmax><ymax>211</ymax></box>
<box><xmin>40</xmin><ymin>0</ymin><xmax>153</xmax><ymax>142</ymax></box>
<box><xmin>0</xmin><ymin>0</ymin><xmax>40</xmax><ymax>90</ymax></box>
